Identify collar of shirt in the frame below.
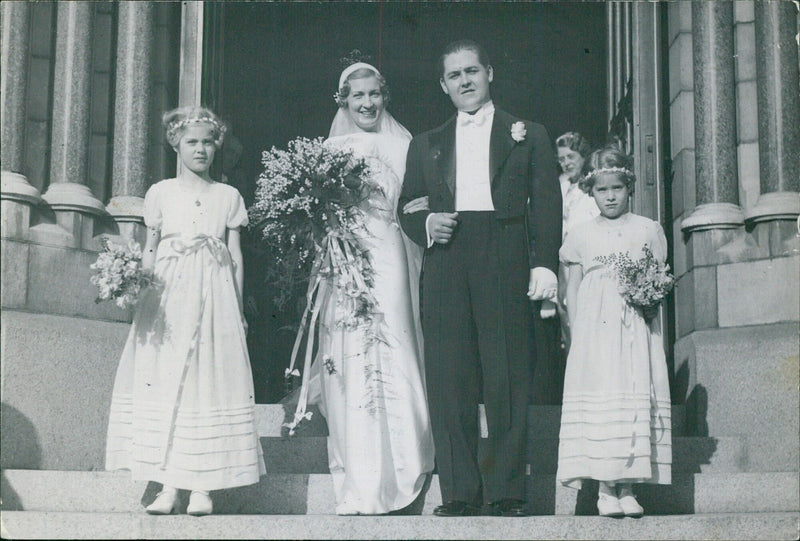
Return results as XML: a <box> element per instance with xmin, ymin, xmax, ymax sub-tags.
<box><xmin>457</xmin><ymin>101</ymin><xmax>495</xmax><ymax>128</ymax></box>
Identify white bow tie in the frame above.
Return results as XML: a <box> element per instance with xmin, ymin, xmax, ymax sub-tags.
<box><xmin>458</xmin><ymin>109</ymin><xmax>489</xmax><ymax>128</ymax></box>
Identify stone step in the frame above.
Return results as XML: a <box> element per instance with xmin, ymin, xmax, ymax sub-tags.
<box><xmin>3</xmin><ymin>469</ymin><xmax>797</xmax><ymax>516</ymax></box>
<box><xmin>255</xmin><ymin>404</ymin><xmax>688</xmax><ymax>438</ymax></box>
<box><xmin>1</xmin><ymin>511</ymin><xmax>797</xmax><ymax>540</ymax></box>
<box><xmin>260</xmin><ymin>435</ymin><xmax>746</xmax><ymax>474</ymax></box>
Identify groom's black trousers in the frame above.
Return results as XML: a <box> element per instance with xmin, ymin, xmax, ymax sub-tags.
<box><xmin>422</xmin><ymin>211</ymin><xmax>532</xmax><ymax>506</ymax></box>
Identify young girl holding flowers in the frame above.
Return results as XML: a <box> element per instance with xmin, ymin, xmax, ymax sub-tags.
<box><xmin>556</xmin><ymin>146</ymin><xmax>672</xmax><ymax>517</ymax></box>
<box><xmin>105</xmin><ymin>107</ymin><xmax>265</xmax><ymax>516</ymax></box>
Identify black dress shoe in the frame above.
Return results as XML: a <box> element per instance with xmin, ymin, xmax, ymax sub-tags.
<box><xmin>484</xmin><ymin>498</ymin><xmax>529</xmax><ymax>517</ymax></box>
<box><xmin>433</xmin><ymin>500</ymin><xmax>482</xmax><ymax>517</ymax></box>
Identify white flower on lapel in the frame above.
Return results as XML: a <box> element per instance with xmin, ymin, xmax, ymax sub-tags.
<box><xmin>511</xmin><ymin>122</ymin><xmax>527</xmax><ymax>143</ymax></box>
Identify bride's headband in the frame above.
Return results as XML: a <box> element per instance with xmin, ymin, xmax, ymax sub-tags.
<box><xmin>338</xmin><ymin>62</ymin><xmax>380</xmax><ymax>89</ymax></box>
<box><xmin>583</xmin><ymin>166</ymin><xmax>634</xmax><ymax>182</ymax></box>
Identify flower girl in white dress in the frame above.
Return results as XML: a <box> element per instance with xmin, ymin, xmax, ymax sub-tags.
<box><xmin>557</xmin><ymin>147</ymin><xmax>672</xmax><ymax>517</ymax></box>
<box><xmin>105</xmin><ymin>107</ymin><xmax>266</xmax><ymax>516</ymax></box>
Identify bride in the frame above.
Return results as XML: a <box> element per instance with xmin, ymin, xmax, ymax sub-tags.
<box><xmin>304</xmin><ymin>61</ymin><xmax>434</xmax><ymax>515</ymax></box>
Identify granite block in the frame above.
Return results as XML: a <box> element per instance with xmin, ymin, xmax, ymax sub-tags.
<box><xmin>692</xmin><ymin>265</ymin><xmax>718</xmax><ymax>330</ymax></box>
<box><xmin>3</xmin><ymin>469</ymin><xmax>797</xmax><ymax>518</ymax></box>
<box><xmin>717</xmin><ymin>257</ymin><xmax>800</xmax><ymax>327</ymax></box>
<box><xmin>736</xmin><ymin>79</ymin><xmax>759</xmax><ymax>143</ymax></box>
<box><xmin>671</xmin><ymin>148</ymin><xmax>696</xmax><ymax>220</ymax></box>
<box><xmin>673</xmin><ymin>217</ymin><xmax>688</xmax><ymax>277</ymax></box>
<box><xmin>1</xmin><ymin>511</ymin><xmax>797</xmax><ymax>541</ymax></box>
<box><xmin>734</xmin><ymin>0</ymin><xmax>755</xmax><ymax>23</ymax></box>
<box><xmin>1</xmin><ymin>200</ymin><xmax>31</xmax><ymax>240</ymax></box>
<box><xmin>29</xmin><ymin>2</ymin><xmax>55</xmax><ymax>58</ymax></box>
<box><xmin>668</xmin><ymin>1</ymin><xmax>692</xmax><ymax>45</ymax></box>
<box><xmin>675</xmin><ymin>270</ymin><xmax>695</xmax><ymax>338</ymax></box>
<box><xmin>25</xmin><ymin>243</ymin><xmax>130</xmax><ymax>321</ymax></box>
<box><xmin>27</xmin><ymin>57</ymin><xmax>52</xmax><ymax>120</ymax></box>
<box><xmin>688</xmin><ymin>323</ymin><xmax>799</xmax><ymax>471</ymax></box>
<box><xmin>0</xmin><ymin>239</ymin><xmax>29</xmax><ymax>308</ymax></box>
<box><xmin>669</xmin><ymin>91</ymin><xmax>695</xmax><ymax>158</ymax></box>
<box><xmin>22</xmin><ymin>119</ymin><xmax>49</xmax><ymax>193</ymax></box>
<box><xmin>687</xmin><ymin>227</ymin><xmax>767</xmax><ymax>267</ymax></box>
<box><xmin>737</xmin><ymin>141</ymin><xmax>760</xmax><ymax>211</ymax></box>
<box><xmin>668</xmin><ymin>32</ymin><xmax>693</xmax><ymax>103</ymax></box>
<box><xmin>734</xmin><ymin>20</ymin><xmax>757</xmax><ymax>82</ymax></box>
<box><xmin>768</xmin><ymin>220</ymin><xmax>800</xmax><ymax>258</ymax></box>
<box><xmin>0</xmin><ymin>310</ymin><xmax>131</xmax><ymax>470</ymax></box>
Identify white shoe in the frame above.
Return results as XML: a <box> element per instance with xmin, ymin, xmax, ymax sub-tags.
<box><xmin>145</xmin><ymin>489</ymin><xmax>178</xmax><ymax>515</ymax></box>
<box><xmin>597</xmin><ymin>493</ymin><xmax>624</xmax><ymax>517</ymax></box>
<box><xmin>187</xmin><ymin>490</ymin><xmax>213</xmax><ymax>516</ymax></box>
<box><xmin>618</xmin><ymin>495</ymin><xmax>644</xmax><ymax>517</ymax></box>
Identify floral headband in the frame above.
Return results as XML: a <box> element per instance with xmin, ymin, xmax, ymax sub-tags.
<box><xmin>583</xmin><ymin>166</ymin><xmax>634</xmax><ymax>182</ymax></box>
<box><xmin>166</xmin><ymin>117</ymin><xmax>227</xmax><ymax>144</ymax></box>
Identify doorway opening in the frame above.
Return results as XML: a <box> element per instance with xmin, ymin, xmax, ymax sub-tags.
<box><xmin>208</xmin><ymin>1</ymin><xmax>609</xmax><ymax>402</ymax></box>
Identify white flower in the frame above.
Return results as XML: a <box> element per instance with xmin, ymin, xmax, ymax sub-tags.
<box><xmin>511</xmin><ymin>121</ymin><xmax>527</xmax><ymax>143</ymax></box>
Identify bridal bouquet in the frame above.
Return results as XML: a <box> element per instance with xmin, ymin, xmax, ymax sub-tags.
<box><xmin>249</xmin><ymin>136</ymin><xmax>381</xmax><ymax>322</ymax></box>
<box><xmin>595</xmin><ymin>246</ymin><xmax>675</xmax><ymax>310</ymax></box>
<box><xmin>90</xmin><ymin>237</ymin><xmax>154</xmax><ymax>309</ymax></box>
<box><xmin>250</xmin><ymin>136</ymin><xmax>385</xmax><ymax>433</ymax></box>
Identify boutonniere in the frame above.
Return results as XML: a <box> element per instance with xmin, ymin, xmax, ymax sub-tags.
<box><xmin>511</xmin><ymin>121</ymin><xmax>527</xmax><ymax>143</ymax></box>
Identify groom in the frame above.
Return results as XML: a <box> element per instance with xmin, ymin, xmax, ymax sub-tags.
<box><xmin>398</xmin><ymin>39</ymin><xmax>562</xmax><ymax>517</ymax></box>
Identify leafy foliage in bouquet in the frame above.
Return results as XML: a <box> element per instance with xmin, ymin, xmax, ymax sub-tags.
<box><xmin>594</xmin><ymin>246</ymin><xmax>675</xmax><ymax>309</ymax></box>
<box><xmin>248</xmin><ymin>136</ymin><xmax>382</xmax><ymax>315</ymax></box>
<box><xmin>90</xmin><ymin>237</ymin><xmax>154</xmax><ymax>309</ymax></box>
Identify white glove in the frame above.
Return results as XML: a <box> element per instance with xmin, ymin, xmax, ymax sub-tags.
<box><xmin>527</xmin><ymin>267</ymin><xmax>558</xmax><ymax>301</ymax></box>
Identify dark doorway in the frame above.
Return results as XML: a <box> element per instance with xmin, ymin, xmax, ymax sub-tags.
<box><xmin>213</xmin><ymin>1</ymin><xmax>608</xmax><ymax>402</ymax></box>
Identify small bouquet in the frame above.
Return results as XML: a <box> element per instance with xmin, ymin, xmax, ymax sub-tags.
<box><xmin>595</xmin><ymin>246</ymin><xmax>675</xmax><ymax>317</ymax></box>
<box><xmin>90</xmin><ymin>237</ymin><xmax>154</xmax><ymax>309</ymax></box>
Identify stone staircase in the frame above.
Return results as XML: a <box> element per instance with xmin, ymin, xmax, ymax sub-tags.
<box><xmin>1</xmin><ymin>404</ymin><xmax>798</xmax><ymax>539</ymax></box>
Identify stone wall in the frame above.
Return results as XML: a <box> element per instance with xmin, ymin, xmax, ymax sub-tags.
<box><xmin>667</xmin><ymin>0</ymin><xmax>800</xmax><ymax>472</ymax></box>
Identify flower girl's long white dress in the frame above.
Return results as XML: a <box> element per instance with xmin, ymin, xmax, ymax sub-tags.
<box><xmin>311</xmin><ymin>131</ymin><xmax>434</xmax><ymax>515</ymax></box>
<box><xmin>557</xmin><ymin>213</ymin><xmax>671</xmax><ymax>489</ymax></box>
<box><xmin>105</xmin><ymin>179</ymin><xmax>266</xmax><ymax>490</ymax></box>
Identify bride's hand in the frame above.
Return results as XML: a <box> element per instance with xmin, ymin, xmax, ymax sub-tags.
<box><xmin>402</xmin><ymin>196</ymin><xmax>429</xmax><ymax>214</ymax></box>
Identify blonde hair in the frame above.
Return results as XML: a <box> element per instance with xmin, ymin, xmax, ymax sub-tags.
<box><xmin>581</xmin><ymin>145</ymin><xmax>635</xmax><ymax>193</ymax></box>
<box><xmin>162</xmin><ymin>107</ymin><xmax>227</xmax><ymax>148</ymax></box>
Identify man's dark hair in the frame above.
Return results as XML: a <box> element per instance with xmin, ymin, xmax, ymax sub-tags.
<box><xmin>438</xmin><ymin>39</ymin><xmax>491</xmax><ymax>77</ymax></box>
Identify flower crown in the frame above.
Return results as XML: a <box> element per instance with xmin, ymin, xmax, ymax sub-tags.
<box><xmin>583</xmin><ymin>166</ymin><xmax>634</xmax><ymax>182</ymax></box>
<box><xmin>166</xmin><ymin>117</ymin><xmax>227</xmax><ymax>145</ymax></box>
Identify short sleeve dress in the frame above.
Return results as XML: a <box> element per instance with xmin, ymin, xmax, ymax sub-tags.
<box><xmin>106</xmin><ymin>179</ymin><xmax>266</xmax><ymax>490</ymax></box>
<box><xmin>556</xmin><ymin>212</ymin><xmax>672</xmax><ymax>489</ymax></box>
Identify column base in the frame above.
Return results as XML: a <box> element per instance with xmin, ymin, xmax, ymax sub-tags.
<box><xmin>42</xmin><ymin>183</ymin><xmax>106</xmax><ymax>215</ymax></box>
<box><xmin>1</xmin><ymin>171</ymin><xmax>42</xmax><ymax>205</ymax></box>
<box><xmin>681</xmin><ymin>202</ymin><xmax>745</xmax><ymax>233</ymax></box>
<box><xmin>1</xmin><ymin>171</ymin><xmax>42</xmax><ymax>240</ymax></box>
<box><xmin>744</xmin><ymin>191</ymin><xmax>800</xmax><ymax>224</ymax></box>
<box><xmin>106</xmin><ymin>195</ymin><xmax>144</xmax><ymax>222</ymax></box>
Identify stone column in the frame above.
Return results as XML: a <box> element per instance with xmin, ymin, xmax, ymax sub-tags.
<box><xmin>745</xmin><ymin>0</ymin><xmax>800</xmax><ymax>223</ymax></box>
<box><xmin>41</xmin><ymin>2</ymin><xmax>105</xmax><ymax>246</ymax></box>
<box><xmin>682</xmin><ymin>1</ymin><xmax>745</xmax><ymax>233</ymax></box>
<box><xmin>0</xmin><ymin>2</ymin><xmax>42</xmax><ymax>239</ymax></box>
<box><xmin>107</xmin><ymin>2</ymin><xmax>155</xmax><ymax>241</ymax></box>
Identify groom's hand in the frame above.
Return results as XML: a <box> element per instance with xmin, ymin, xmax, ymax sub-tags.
<box><xmin>428</xmin><ymin>212</ymin><xmax>459</xmax><ymax>244</ymax></box>
<box><xmin>527</xmin><ymin>267</ymin><xmax>558</xmax><ymax>301</ymax></box>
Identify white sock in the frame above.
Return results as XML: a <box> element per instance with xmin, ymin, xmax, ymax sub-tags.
<box><xmin>598</xmin><ymin>481</ymin><xmax>616</xmax><ymax>496</ymax></box>
<box><xmin>617</xmin><ymin>483</ymin><xmax>634</xmax><ymax>498</ymax></box>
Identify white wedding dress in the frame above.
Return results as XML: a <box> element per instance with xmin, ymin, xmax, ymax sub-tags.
<box><xmin>304</xmin><ymin>123</ymin><xmax>434</xmax><ymax>515</ymax></box>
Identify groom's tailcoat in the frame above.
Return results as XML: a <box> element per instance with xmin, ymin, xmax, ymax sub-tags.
<box><xmin>398</xmin><ymin>108</ymin><xmax>561</xmax><ymax>505</ymax></box>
